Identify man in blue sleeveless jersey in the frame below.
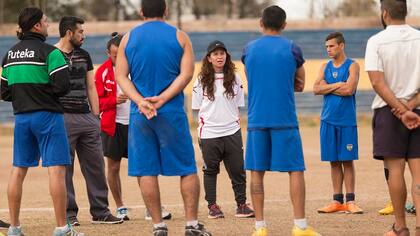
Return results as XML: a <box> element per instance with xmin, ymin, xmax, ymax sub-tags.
<box><xmin>242</xmin><ymin>5</ymin><xmax>320</xmax><ymax>236</ymax></box>
<box><xmin>115</xmin><ymin>0</ymin><xmax>211</xmax><ymax>235</ymax></box>
<box><xmin>313</xmin><ymin>32</ymin><xmax>363</xmax><ymax>215</ymax></box>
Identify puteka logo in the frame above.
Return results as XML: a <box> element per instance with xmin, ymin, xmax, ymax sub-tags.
<box><xmin>8</xmin><ymin>49</ymin><xmax>35</xmax><ymax>59</ymax></box>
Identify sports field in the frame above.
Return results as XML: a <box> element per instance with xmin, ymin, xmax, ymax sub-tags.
<box><xmin>0</xmin><ymin>119</ymin><xmax>416</xmax><ymax>236</ymax></box>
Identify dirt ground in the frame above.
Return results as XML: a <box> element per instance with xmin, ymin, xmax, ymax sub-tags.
<box><xmin>0</xmin><ymin>119</ymin><xmax>416</xmax><ymax>236</ymax></box>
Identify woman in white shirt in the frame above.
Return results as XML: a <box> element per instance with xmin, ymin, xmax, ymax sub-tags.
<box><xmin>192</xmin><ymin>40</ymin><xmax>254</xmax><ymax>219</ymax></box>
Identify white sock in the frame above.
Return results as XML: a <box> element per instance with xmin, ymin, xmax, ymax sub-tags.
<box><xmin>153</xmin><ymin>222</ymin><xmax>166</xmax><ymax>229</ymax></box>
<box><xmin>186</xmin><ymin>220</ymin><xmax>199</xmax><ymax>228</ymax></box>
<box><xmin>294</xmin><ymin>218</ymin><xmax>307</xmax><ymax>230</ymax></box>
<box><xmin>255</xmin><ymin>220</ymin><xmax>266</xmax><ymax>230</ymax></box>
<box><xmin>55</xmin><ymin>225</ymin><xmax>68</xmax><ymax>231</ymax></box>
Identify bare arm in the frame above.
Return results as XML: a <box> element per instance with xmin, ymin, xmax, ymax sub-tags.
<box><xmin>115</xmin><ymin>32</ymin><xmax>156</xmax><ymax>119</ymax></box>
<box><xmin>368</xmin><ymin>71</ymin><xmax>409</xmax><ymax>113</ymax></box>
<box><xmin>313</xmin><ymin>63</ymin><xmax>343</xmax><ymax>95</ymax></box>
<box><xmin>407</xmin><ymin>92</ymin><xmax>420</xmax><ymax>110</ymax></box>
<box><xmin>145</xmin><ymin>30</ymin><xmax>195</xmax><ymax>108</ymax></box>
<box><xmin>86</xmin><ymin>70</ymin><xmax>99</xmax><ymax>116</ymax></box>
<box><xmin>294</xmin><ymin>65</ymin><xmax>305</xmax><ymax>92</ymax></box>
<box><xmin>333</xmin><ymin>62</ymin><xmax>360</xmax><ymax>96</ymax></box>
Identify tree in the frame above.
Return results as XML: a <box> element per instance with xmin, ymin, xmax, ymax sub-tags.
<box><xmin>337</xmin><ymin>0</ymin><xmax>377</xmax><ymax>17</ymax></box>
<box><xmin>238</xmin><ymin>0</ymin><xmax>271</xmax><ymax>19</ymax></box>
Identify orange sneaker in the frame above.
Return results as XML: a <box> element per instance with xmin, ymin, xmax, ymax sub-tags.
<box><xmin>317</xmin><ymin>202</ymin><xmax>347</xmax><ymax>213</ymax></box>
<box><xmin>346</xmin><ymin>202</ymin><xmax>363</xmax><ymax>214</ymax></box>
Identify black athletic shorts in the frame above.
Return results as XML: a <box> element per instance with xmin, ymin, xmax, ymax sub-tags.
<box><xmin>372</xmin><ymin>106</ymin><xmax>420</xmax><ymax>160</ymax></box>
<box><xmin>101</xmin><ymin>123</ymin><xmax>128</xmax><ymax>161</ymax></box>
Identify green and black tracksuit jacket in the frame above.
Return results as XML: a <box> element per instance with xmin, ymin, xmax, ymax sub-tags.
<box><xmin>0</xmin><ymin>32</ymin><xmax>70</xmax><ymax>114</ymax></box>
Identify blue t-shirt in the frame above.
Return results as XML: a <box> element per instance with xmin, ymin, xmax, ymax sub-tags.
<box><xmin>125</xmin><ymin>21</ymin><xmax>184</xmax><ymax>114</ymax></box>
<box><xmin>320</xmin><ymin>58</ymin><xmax>357</xmax><ymax>126</ymax></box>
<box><xmin>242</xmin><ymin>35</ymin><xmax>304</xmax><ymax>129</ymax></box>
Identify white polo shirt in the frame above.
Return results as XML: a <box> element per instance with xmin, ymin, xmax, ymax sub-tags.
<box><xmin>192</xmin><ymin>73</ymin><xmax>245</xmax><ymax>139</ymax></box>
<box><xmin>365</xmin><ymin>24</ymin><xmax>420</xmax><ymax>109</ymax></box>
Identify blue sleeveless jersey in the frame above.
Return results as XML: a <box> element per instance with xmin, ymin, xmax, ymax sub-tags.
<box><xmin>320</xmin><ymin>58</ymin><xmax>357</xmax><ymax>126</ymax></box>
<box><xmin>125</xmin><ymin>21</ymin><xmax>184</xmax><ymax>114</ymax></box>
<box><xmin>242</xmin><ymin>36</ymin><xmax>304</xmax><ymax>129</ymax></box>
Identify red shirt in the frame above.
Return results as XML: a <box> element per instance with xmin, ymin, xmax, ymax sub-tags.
<box><xmin>95</xmin><ymin>58</ymin><xmax>117</xmax><ymax>136</ymax></box>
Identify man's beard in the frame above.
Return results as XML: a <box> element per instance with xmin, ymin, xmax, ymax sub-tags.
<box><xmin>381</xmin><ymin>14</ymin><xmax>387</xmax><ymax>29</ymax></box>
<box><xmin>70</xmin><ymin>37</ymin><xmax>82</xmax><ymax>49</ymax></box>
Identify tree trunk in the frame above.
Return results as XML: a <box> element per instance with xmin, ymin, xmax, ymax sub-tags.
<box><xmin>176</xmin><ymin>0</ymin><xmax>182</xmax><ymax>29</ymax></box>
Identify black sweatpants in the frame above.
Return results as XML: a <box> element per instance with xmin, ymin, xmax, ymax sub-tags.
<box><xmin>199</xmin><ymin>130</ymin><xmax>247</xmax><ymax>206</ymax></box>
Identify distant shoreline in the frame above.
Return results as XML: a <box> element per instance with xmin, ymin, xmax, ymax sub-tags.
<box><xmin>1</xmin><ymin>16</ymin><xmax>419</xmax><ymax>36</ymax></box>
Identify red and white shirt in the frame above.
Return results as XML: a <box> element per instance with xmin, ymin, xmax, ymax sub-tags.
<box><xmin>192</xmin><ymin>73</ymin><xmax>245</xmax><ymax>139</ymax></box>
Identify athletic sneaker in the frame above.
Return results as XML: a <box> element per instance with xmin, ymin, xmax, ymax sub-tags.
<box><xmin>91</xmin><ymin>214</ymin><xmax>123</xmax><ymax>224</ymax></box>
<box><xmin>252</xmin><ymin>227</ymin><xmax>268</xmax><ymax>236</ymax></box>
<box><xmin>208</xmin><ymin>204</ymin><xmax>224</xmax><ymax>219</ymax></box>
<box><xmin>317</xmin><ymin>202</ymin><xmax>347</xmax><ymax>213</ymax></box>
<box><xmin>7</xmin><ymin>226</ymin><xmax>24</xmax><ymax>236</ymax></box>
<box><xmin>67</xmin><ymin>216</ymin><xmax>80</xmax><ymax>227</ymax></box>
<box><xmin>379</xmin><ymin>201</ymin><xmax>394</xmax><ymax>215</ymax></box>
<box><xmin>153</xmin><ymin>226</ymin><xmax>168</xmax><ymax>236</ymax></box>
<box><xmin>235</xmin><ymin>203</ymin><xmax>255</xmax><ymax>218</ymax></box>
<box><xmin>405</xmin><ymin>202</ymin><xmax>416</xmax><ymax>215</ymax></box>
<box><xmin>346</xmin><ymin>202</ymin><xmax>363</xmax><ymax>214</ymax></box>
<box><xmin>145</xmin><ymin>207</ymin><xmax>172</xmax><ymax>220</ymax></box>
<box><xmin>116</xmin><ymin>207</ymin><xmax>130</xmax><ymax>221</ymax></box>
<box><xmin>52</xmin><ymin>225</ymin><xmax>84</xmax><ymax>236</ymax></box>
<box><xmin>0</xmin><ymin>220</ymin><xmax>10</xmax><ymax>228</ymax></box>
<box><xmin>184</xmin><ymin>223</ymin><xmax>212</xmax><ymax>236</ymax></box>
<box><xmin>292</xmin><ymin>226</ymin><xmax>322</xmax><ymax>236</ymax></box>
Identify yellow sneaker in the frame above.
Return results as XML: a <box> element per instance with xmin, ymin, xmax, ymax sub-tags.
<box><xmin>0</xmin><ymin>232</ymin><xmax>5</xmax><ymax>236</ymax></box>
<box><xmin>292</xmin><ymin>226</ymin><xmax>322</xmax><ymax>236</ymax></box>
<box><xmin>346</xmin><ymin>202</ymin><xmax>364</xmax><ymax>214</ymax></box>
<box><xmin>379</xmin><ymin>201</ymin><xmax>394</xmax><ymax>215</ymax></box>
<box><xmin>252</xmin><ymin>227</ymin><xmax>268</xmax><ymax>236</ymax></box>
<box><xmin>317</xmin><ymin>202</ymin><xmax>347</xmax><ymax>213</ymax></box>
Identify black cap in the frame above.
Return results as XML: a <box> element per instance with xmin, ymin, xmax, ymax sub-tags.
<box><xmin>207</xmin><ymin>40</ymin><xmax>227</xmax><ymax>54</ymax></box>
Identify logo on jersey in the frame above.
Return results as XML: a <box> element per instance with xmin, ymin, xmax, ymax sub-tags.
<box><xmin>332</xmin><ymin>71</ymin><xmax>338</xmax><ymax>79</ymax></box>
<box><xmin>8</xmin><ymin>49</ymin><xmax>35</xmax><ymax>59</ymax></box>
<box><xmin>346</xmin><ymin>144</ymin><xmax>353</xmax><ymax>151</ymax></box>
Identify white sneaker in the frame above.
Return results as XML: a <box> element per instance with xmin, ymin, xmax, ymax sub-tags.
<box><xmin>52</xmin><ymin>225</ymin><xmax>84</xmax><ymax>236</ymax></box>
<box><xmin>116</xmin><ymin>206</ymin><xmax>130</xmax><ymax>221</ymax></box>
<box><xmin>145</xmin><ymin>207</ymin><xmax>172</xmax><ymax>220</ymax></box>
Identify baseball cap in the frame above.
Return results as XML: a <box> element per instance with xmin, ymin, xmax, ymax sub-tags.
<box><xmin>207</xmin><ymin>40</ymin><xmax>227</xmax><ymax>54</ymax></box>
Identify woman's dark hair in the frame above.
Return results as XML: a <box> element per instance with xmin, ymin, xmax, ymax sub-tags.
<box><xmin>199</xmin><ymin>50</ymin><xmax>237</xmax><ymax>102</ymax></box>
<box><xmin>107</xmin><ymin>32</ymin><xmax>122</xmax><ymax>50</ymax></box>
<box><xmin>17</xmin><ymin>7</ymin><xmax>43</xmax><ymax>40</ymax></box>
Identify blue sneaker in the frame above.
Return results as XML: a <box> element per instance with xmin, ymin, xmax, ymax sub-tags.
<box><xmin>7</xmin><ymin>226</ymin><xmax>24</xmax><ymax>236</ymax></box>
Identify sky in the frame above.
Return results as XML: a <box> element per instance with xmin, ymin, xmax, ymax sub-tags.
<box><xmin>276</xmin><ymin>0</ymin><xmax>420</xmax><ymax>20</ymax></box>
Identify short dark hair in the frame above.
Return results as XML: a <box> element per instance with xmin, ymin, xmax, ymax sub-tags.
<box><xmin>59</xmin><ymin>16</ymin><xmax>85</xmax><ymax>38</ymax></box>
<box><xmin>380</xmin><ymin>0</ymin><xmax>407</xmax><ymax>20</ymax></box>
<box><xmin>141</xmin><ymin>0</ymin><xmax>166</xmax><ymax>18</ymax></box>
<box><xmin>325</xmin><ymin>32</ymin><xmax>345</xmax><ymax>44</ymax></box>
<box><xmin>107</xmin><ymin>32</ymin><xmax>123</xmax><ymax>50</ymax></box>
<box><xmin>18</xmin><ymin>7</ymin><xmax>43</xmax><ymax>33</ymax></box>
<box><xmin>261</xmin><ymin>5</ymin><xmax>286</xmax><ymax>31</ymax></box>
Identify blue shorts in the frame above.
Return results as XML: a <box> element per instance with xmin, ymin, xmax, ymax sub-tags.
<box><xmin>320</xmin><ymin>121</ymin><xmax>358</xmax><ymax>162</ymax></box>
<box><xmin>245</xmin><ymin>128</ymin><xmax>305</xmax><ymax>172</ymax></box>
<box><xmin>13</xmin><ymin>111</ymin><xmax>71</xmax><ymax>167</ymax></box>
<box><xmin>128</xmin><ymin>112</ymin><xmax>197</xmax><ymax>176</ymax></box>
